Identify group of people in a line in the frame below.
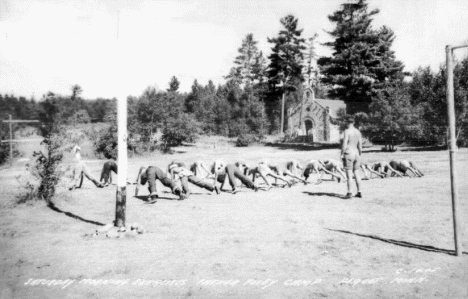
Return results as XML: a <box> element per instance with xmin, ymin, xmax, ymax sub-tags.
<box><xmin>68</xmin><ymin>145</ymin><xmax>117</xmax><ymax>190</ymax></box>
<box><xmin>68</xmin><ymin>116</ymin><xmax>424</xmax><ymax>201</ymax></box>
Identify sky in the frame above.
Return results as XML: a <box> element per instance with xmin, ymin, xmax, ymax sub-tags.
<box><xmin>0</xmin><ymin>0</ymin><xmax>467</xmax><ymax>99</ymax></box>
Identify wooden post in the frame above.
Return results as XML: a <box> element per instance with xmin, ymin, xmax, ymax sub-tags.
<box><xmin>280</xmin><ymin>91</ymin><xmax>285</xmax><ymax>135</ymax></box>
<box><xmin>9</xmin><ymin>115</ymin><xmax>13</xmax><ymax>167</ymax></box>
<box><xmin>446</xmin><ymin>44</ymin><xmax>463</xmax><ymax>256</ymax></box>
<box><xmin>115</xmin><ymin>94</ymin><xmax>127</xmax><ymax>228</ymax></box>
<box><xmin>115</xmin><ymin>8</ymin><xmax>127</xmax><ymax>229</ymax></box>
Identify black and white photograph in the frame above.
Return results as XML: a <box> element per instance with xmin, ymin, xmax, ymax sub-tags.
<box><xmin>0</xmin><ymin>0</ymin><xmax>467</xmax><ymax>298</ymax></box>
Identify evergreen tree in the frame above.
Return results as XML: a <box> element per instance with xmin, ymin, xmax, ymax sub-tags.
<box><xmin>362</xmin><ymin>83</ymin><xmax>422</xmax><ymax>150</ymax></box>
<box><xmin>70</xmin><ymin>85</ymin><xmax>83</xmax><ymax>101</ymax></box>
<box><xmin>251</xmin><ymin>51</ymin><xmax>268</xmax><ymax>85</ymax></box>
<box><xmin>167</xmin><ymin>76</ymin><xmax>180</xmax><ymax>92</ymax></box>
<box><xmin>409</xmin><ymin>58</ymin><xmax>468</xmax><ymax>146</ymax></box>
<box><xmin>184</xmin><ymin>80</ymin><xmax>201</xmax><ymax>113</ymax></box>
<box><xmin>266</xmin><ymin>14</ymin><xmax>306</xmax><ymax>133</ymax></box>
<box><xmin>226</xmin><ymin>34</ymin><xmax>266</xmax><ymax>86</ymax></box>
<box><xmin>318</xmin><ymin>0</ymin><xmax>404</xmax><ymax>113</ymax></box>
<box><xmin>267</xmin><ymin>15</ymin><xmax>306</xmax><ymax>87</ymax></box>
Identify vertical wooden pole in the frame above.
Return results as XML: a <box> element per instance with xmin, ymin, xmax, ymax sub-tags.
<box><xmin>280</xmin><ymin>91</ymin><xmax>285</xmax><ymax>135</ymax></box>
<box><xmin>9</xmin><ymin>114</ymin><xmax>13</xmax><ymax>168</ymax></box>
<box><xmin>115</xmin><ymin>94</ymin><xmax>127</xmax><ymax>228</ymax></box>
<box><xmin>115</xmin><ymin>8</ymin><xmax>127</xmax><ymax>228</ymax></box>
<box><xmin>446</xmin><ymin>45</ymin><xmax>461</xmax><ymax>256</ymax></box>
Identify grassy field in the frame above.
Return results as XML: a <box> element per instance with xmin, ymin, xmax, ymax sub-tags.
<box><xmin>0</xmin><ymin>138</ymin><xmax>467</xmax><ymax>299</ymax></box>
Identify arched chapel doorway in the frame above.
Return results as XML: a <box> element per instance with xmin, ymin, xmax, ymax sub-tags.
<box><xmin>304</xmin><ymin>119</ymin><xmax>313</xmax><ymax>142</ymax></box>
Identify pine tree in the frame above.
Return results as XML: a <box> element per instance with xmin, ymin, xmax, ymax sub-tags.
<box><xmin>251</xmin><ymin>51</ymin><xmax>268</xmax><ymax>85</ymax></box>
<box><xmin>184</xmin><ymin>80</ymin><xmax>201</xmax><ymax>113</ymax></box>
<box><xmin>267</xmin><ymin>15</ymin><xmax>306</xmax><ymax>87</ymax></box>
<box><xmin>70</xmin><ymin>85</ymin><xmax>83</xmax><ymax>101</ymax></box>
<box><xmin>266</xmin><ymin>14</ymin><xmax>306</xmax><ymax>133</ymax></box>
<box><xmin>362</xmin><ymin>83</ymin><xmax>422</xmax><ymax>150</ymax></box>
<box><xmin>226</xmin><ymin>34</ymin><xmax>266</xmax><ymax>86</ymax></box>
<box><xmin>167</xmin><ymin>76</ymin><xmax>180</xmax><ymax>92</ymax></box>
<box><xmin>318</xmin><ymin>0</ymin><xmax>404</xmax><ymax>113</ymax></box>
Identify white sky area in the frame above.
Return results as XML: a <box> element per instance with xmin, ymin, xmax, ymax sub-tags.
<box><xmin>0</xmin><ymin>0</ymin><xmax>467</xmax><ymax>99</ymax></box>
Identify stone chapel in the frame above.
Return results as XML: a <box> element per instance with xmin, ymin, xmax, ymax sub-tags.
<box><xmin>287</xmin><ymin>87</ymin><xmax>346</xmax><ymax>143</ymax></box>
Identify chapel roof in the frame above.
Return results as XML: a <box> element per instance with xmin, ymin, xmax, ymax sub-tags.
<box><xmin>314</xmin><ymin>98</ymin><xmax>346</xmax><ymax>118</ymax></box>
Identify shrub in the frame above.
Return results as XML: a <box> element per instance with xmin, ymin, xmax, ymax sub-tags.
<box><xmin>228</xmin><ymin>121</ymin><xmax>250</xmax><ymax>138</ymax></box>
<box><xmin>33</xmin><ymin>133</ymin><xmax>65</xmax><ymax>204</ymax></box>
<box><xmin>160</xmin><ymin>114</ymin><xmax>199</xmax><ymax>151</ymax></box>
<box><xmin>235</xmin><ymin>133</ymin><xmax>265</xmax><ymax>147</ymax></box>
<box><xmin>94</xmin><ymin>127</ymin><xmax>118</xmax><ymax>159</ymax></box>
<box><xmin>236</xmin><ymin>134</ymin><xmax>255</xmax><ymax>147</ymax></box>
<box><xmin>18</xmin><ymin>95</ymin><xmax>67</xmax><ymax>205</ymax></box>
<box><xmin>15</xmin><ymin>175</ymin><xmax>39</xmax><ymax>204</ymax></box>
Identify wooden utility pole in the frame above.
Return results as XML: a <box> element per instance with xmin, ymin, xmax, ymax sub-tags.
<box><xmin>9</xmin><ymin>115</ymin><xmax>12</xmax><ymax>167</ymax></box>
<box><xmin>115</xmin><ymin>94</ymin><xmax>127</xmax><ymax>228</ymax></box>
<box><xmin>280</xmin><ymin>91</ymin><xmax>285</xmax><ymax>135</ymax></box>
<box><xmin>115</xmin><ymin>8</ymin><xmax>127</xmax><ymax>228</ymax></box>
<box><xmin>446</xmin><ymin>44</ymin><xmax>468</xmax><ymax>256</ymax></box>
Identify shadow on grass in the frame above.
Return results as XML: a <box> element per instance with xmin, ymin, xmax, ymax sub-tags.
<box><xmin>48</xmin><ymin>202</ymin><xmax>105</xmax><ymax>226</ymax></box>
<box><xmin>134</xmin><ymin>195</ymin><xmax>176</xmax><ymax>202</ymax></box>
<box><xmin>303</xmin><ymin>191</ymin><xmax>347</xmax><ymax>199</ymax></box>
<box><xmin>363</xmin><ymin>145</ymin><xmax>447</xmax><ymax>154</ymax></box>
<box><xmin>326</xmin><ymin>228</ymin><xmax>468</xmax><ymax>256</ymax></box>
<box><xmin>265</xmin><ymin>142</ymin><xmax>340</xmax><ymax>152</ymax></box>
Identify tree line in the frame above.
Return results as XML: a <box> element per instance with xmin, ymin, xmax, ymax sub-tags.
<box><xmin>2</xmin><ymin>0</ymin><xmax>468</xmax><ymax>162</ymax></box>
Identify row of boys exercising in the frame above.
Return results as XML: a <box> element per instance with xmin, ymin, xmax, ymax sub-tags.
<box><xmin>69</xmin><ymin>144</ymin><xmax>423</xmax><ymax>203</ymax></box>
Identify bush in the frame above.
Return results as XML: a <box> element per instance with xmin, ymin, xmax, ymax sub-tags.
<box><xmin>94</xmin><ymin>124</ymin><xmax>155</xmax><ymax>158</ymax></box>
<box><xmin>160</xmin><ymin>114</ymin><xmax>199</xmax><ymax>151</ymax></box>
<box><xmin>228</xmin><ymin>121</ymin><xmax>250</xmax><ymax>138</ymax></box>
<box><xmin>236</xmin><ymin>134</ymin><xmax>255</xmax><ymax>147</ymax></box>
<box><xmin>94</xmin><ymin>127</ymin><xmax>118</xmax><ymax>159</ymax></box>
<box><xmin>235</xmin><ymin>133</ymin><xmax>265</xmax><ymax>147</ymax></box>
<box><xmin>0</xmin><ymin>142</ymin><xmax>10</xmax><ymax>165</ymax></box>
<box><xmin>15</xmin><ymin>175</ymin><xmax>39</xmax><ymax>204</ymax></box>
<box><xmin>33</xmin><ymin>133</ymin><xmax>65</xmax><ymax>204</ymax></box>
<box><xmin>0</xmin><ymin>141</ymin><xmax>21</xmax><ymax>166</ymax></box>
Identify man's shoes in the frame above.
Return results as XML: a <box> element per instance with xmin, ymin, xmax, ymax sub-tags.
<box><xmin>147</xmin><ymin>195</ymin><xmax>158</xmax><ymax>203</ymax></box>
<box><xmin>253</xmin><ymin>184</ymin><xmax>259</xmax><ymax>192</ymax></box>
<box><xmin>344</xmin><ymin>192</ymin><xmax>353</xmax><ymax>199</ymax></box>
<box><xmin>355</xmin><ymin>192</ymin><xmax>362</xmax><ymax>198</ymax></box>
<box><xmin>214</xmin><ymin>185</ymin><xmax>220</xmax><ymax>195</ymax></box>
<box><xmin>173</xmin><ymin>187</ymin><xmax>182</xmax><ymax>196</ymax></box>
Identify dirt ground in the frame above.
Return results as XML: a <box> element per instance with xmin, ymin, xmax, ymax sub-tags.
<box><xmin>0</xmin><ymin>138</ymin><xmax>467</xmax><ymax>299</ymax></box>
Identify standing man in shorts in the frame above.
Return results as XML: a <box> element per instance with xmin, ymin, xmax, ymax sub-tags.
<box><xmin>341</xmin><ymin>116</ymin><xmax>363</xmax><ymax>199</ymax></box>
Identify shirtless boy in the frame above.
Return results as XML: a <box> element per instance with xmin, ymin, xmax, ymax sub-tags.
<box><xmin>341</xmin><ymin>116</ymin><xmax>363</xmax><ymax>199</ymax></box>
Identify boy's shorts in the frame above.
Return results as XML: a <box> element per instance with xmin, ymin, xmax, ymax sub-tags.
<box><xmin>342</xmin><ymin>153</ymin><xmax>361</xmax><ymax>171</ymax></box>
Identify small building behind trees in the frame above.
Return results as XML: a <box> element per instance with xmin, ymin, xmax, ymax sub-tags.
<box><xmin>287</xmin><ymin>87</ymin><xmax>345</xmax><ymax>143</ymax></box>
